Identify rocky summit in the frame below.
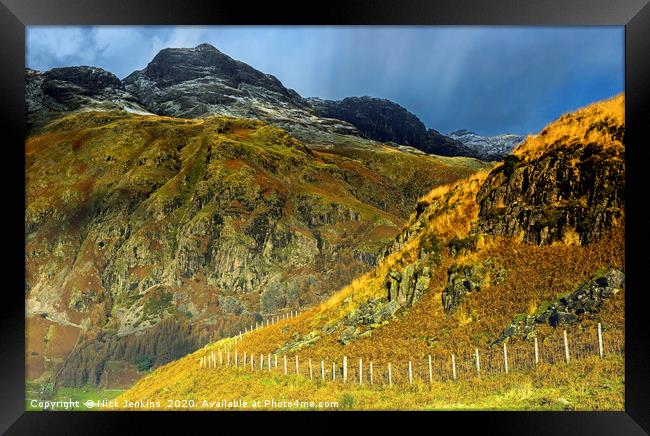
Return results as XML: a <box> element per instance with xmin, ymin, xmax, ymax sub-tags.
<box><xmin>121</xmin><ymin>43</ymin><xmax>359</xmax><ymax>142</ymax></box>
<box><xmin>26</xmin><ymin>66</ymin><xmax>150</xmax><ymax>130</ymax></box>
<box><xmin>122</xmin><ymin>43</ymin><xmax>309</xmax><ymax>117</ymax></box>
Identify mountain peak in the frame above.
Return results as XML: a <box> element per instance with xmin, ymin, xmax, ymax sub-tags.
<box><xmin>122</xmin><ymin>43</ymin><xmax>310</xmax><ymax>120</ymax></box>
<box><xmin>194</xmin><ymin>42</ymin><xmax>218</xmax><ymax>51</ymax></box>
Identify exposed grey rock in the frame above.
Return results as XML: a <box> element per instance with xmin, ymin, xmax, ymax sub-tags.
<box><xmin>493</xmin><ymin>268</ymin><xmax>624</xmax><ymax>344</ymax></box>
<box><xmin>276</xmin><ymin>330</ymin><xmax>321</xmax><ymax>354</ymax></box>
<box><xmin>122</xmin><ymin>44</ymin><xmax>359</xmax><ymax>142</ymax></box>
<box><xmin>441</xmin><ymin>260</ymin><xmax>506</xmax><ymax>313</ymax></box>
<box><xmin>26</xmin><ymin>66</ymin><xmax>150</xmax><ymax>130</ymax></box>
<box><xmin>448</xmin><ymin>129</ymin><xmax>525</xmax><ymax>161</ymax></box>
<box><xmin>385</xmin><ymin>262</ymin><xmax>432</xmax><ymax>308</ymax></box>
<box><xmin>477</xmin><ymin>143</ymin><xmax>624</xmax><ymax>245</ymax></box>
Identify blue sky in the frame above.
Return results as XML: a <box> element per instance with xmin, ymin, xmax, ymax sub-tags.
<box><xmin>26</xmin><ymin>26</ymin><xmax>623</xmax><ymax>136</ymax></box>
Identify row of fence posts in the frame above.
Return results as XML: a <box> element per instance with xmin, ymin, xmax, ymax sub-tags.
<box><xmin>230</xmin><ymin>309</ymin><xmax>300</xmax><ymax>346</ymax></box>
<box><xmin>200</xmin><ymin>323</ymin><xmax>612</xmax><ymax>386</ymax></box>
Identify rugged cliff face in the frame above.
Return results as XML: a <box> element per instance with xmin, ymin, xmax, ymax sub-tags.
<box><xmin>309</xmin><ymin>96</ymin><xmax>479</xmax><ymax>158</ymax></box>
<box><xmin>308</xmin><ymin>96</ymin><xmax>429</xmax><ymax>146</ymax></box>
<box><xmin>123</xmin><ymin>43</ymin><xmax>309</xmax><ymax>117</ymax></box>
<box><xmin>476</xmin><ymin>97</ymin><xmax>624</xmax><ymax>245</ymax></box>
<box><xmin>26</xmin><ymin>67</ymin><xmax>149</xmax><ymax>131</ymax></box>
<box><xmin>25</xmin><ymin>110</ymin><xmax>486</xmax><ymax>386</ymax></box>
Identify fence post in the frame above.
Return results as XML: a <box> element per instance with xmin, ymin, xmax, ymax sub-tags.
<box><xmin>260</xmin><ymin>354</ymin><xmax>264</xmax><ymax>370</ymax></box>
<box><xmin>370</xmin><ymin>361</ymin><xmax>374</xmax><ymax>385</ymax></box>
<box><xmin>332</xmin><ymin>362</ymin><xmax>336</xmax><ymax>381</ymax></box>
<box><xmin>250</xmin><ymin>354</ymin><xmax>254</xmax><ymax>371</ymax></box>
<box><xmin>244</xmin><ymin>351</ymin><xmax>247</xmax><ymax>366</ymax></box>
<box><xmin>343</xmin><ymin>356</ymin><xmax>348</xmax><ymax>383</ymax></box>
<box><xmin>359</xmin><ymin>358</ymin><xmax>363</xmax><ymax>385</ymax></box>
<box><xmin>227</xmin><ymin>349</ymin><xmax>231</xmax><ymax>367</ymax></box>
<box><xmin>388</xmin><ymin>363</ymin><xmax>392</xmax><ymax>387</ymax></box>
<box><xmin>451</xmin><ymin>354</ymin><xmax>457</xmax><ymax>381</ymax></box>
<box><xmin>598</xmin><ymin>323</ymin><xmax>604</xmax><ymax>358</ymax></box>
<box><xmin>200</xmin><ymin>356</ymin><xmax>203</xmax><ymax>368</ymax></box>
<box><xmin>534</xmin><ymin>337</ymin><xmax>539</xmax><ymax>365</ymax></box>
<box><xmin>321</xmin><ymin>360</ymin><xmax>325</xmax><ymax>381</ymax></box>
<box><xmin>284</xmin><ymin>355</ymin><xmax>287</xmax><ymax>375</ymax></box>
<box><xmin>295</xmin><ymin>355</ymin><xmax>299</xmax><ymax>374</ymax></box>
<box><xmin>475</xmin><ymin>348</ymin><xmax>481</xmax><ymax>377</ymax></box>
<box><xmin>308</xmin><ymin>359</ymin><xmax>313</xmax><ymax>380</ymax></box>
<box><xmin>563</xmin><ymin>330</ymin><xmax>570</xmax><ymax>363</ymax></box>
<box><xmin>235</xmin><ymin>349</ymin><xmax>238</xmax><ymax>368</ymax></box>
<box><xmin>428</xmin><ymin>355</ymin><xmax>433</xmax><ymax>384</ymax></box>
<box><xmin>503</xmin><ymin>342</ymin><xmax>509</xmax><ymax>374</ymax></box>
<box><xmin>408</xmin><ymin>361</ymin><xmax>413</xmax><ymax>385</ymax></box>
<box><xmin>275</xmin><ymin>354</ymin><xmax>278</xmax><ymax>370</ymax></box>
<box><xmin>219</xmin><ymin>349</ymin><xmax>223</xmax><ymax>367</ymax></box>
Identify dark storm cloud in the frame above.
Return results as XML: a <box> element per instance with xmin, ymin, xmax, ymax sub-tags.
<box><xmin>26</xmin><ymin>26</ymin><xmax>623</xmax><ymax>136</ymax></box>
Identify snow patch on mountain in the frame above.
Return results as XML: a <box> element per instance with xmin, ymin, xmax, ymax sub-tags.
<box><xmin>448</xmin><ymin>129</ymin><xmax>526</xmax><ymax>160</ymax></box>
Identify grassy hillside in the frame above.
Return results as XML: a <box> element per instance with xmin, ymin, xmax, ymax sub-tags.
<box><xmin>116</xmin><ymin>94</ymin><xmax>625</xmax><ymax>410</ymax></box>
<box><xmin>25</xmin><ymin>110</ymin><xmax>486</xmax><ymax>389</ymax></box>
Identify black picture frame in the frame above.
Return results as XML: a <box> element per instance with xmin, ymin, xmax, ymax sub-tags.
<box><xmin>2</xmin><ymin>0</ymin><xmax>649</xmax><ymax>433</ymax></box>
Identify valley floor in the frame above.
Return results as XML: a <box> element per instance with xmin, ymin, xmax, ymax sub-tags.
<box><xmin>110</xmin><ymin>355</ymin><xmax>623</xmax><ymax>411</ymax></box>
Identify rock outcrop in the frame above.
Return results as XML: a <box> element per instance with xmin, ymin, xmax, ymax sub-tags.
<box><xmin>493</xmin><ymin>268</ymin><xmax>624</xmax><ymax>344</ymax></box>
<box><xmin>441</xmin><ymin>259</ymin><xmax>507</xmax><ymax>313</ymax></box>
<box><xmin>26</xmin><ymin>67</ymin><xmax>149</xmax><ymax>130</ymax></box>
<box><xmin>385</xmin><ymin>263</ymin><xmax>432</xmax><ymax>308</ymax></box>
<box><xmin>476</xmin><ymin>95</ymin><xmax>624</xmax><ymax>246</ymax></box>
<box><xmin>477</xmin><ymin>145</ymin><xmax>624</xmax><ymax>245</ymax></box>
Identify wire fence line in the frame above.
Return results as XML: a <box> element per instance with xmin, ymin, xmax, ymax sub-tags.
<box><xmin>198</xmin><ymin>322</ymin><xmax>623</xmax><ymax>388</ymax></box>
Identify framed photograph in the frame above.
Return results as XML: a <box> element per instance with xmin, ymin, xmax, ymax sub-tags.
<box><xmin>2</xmin><ymin>0</ymin><xmax>648</xmax><ymax>433</ymax></box>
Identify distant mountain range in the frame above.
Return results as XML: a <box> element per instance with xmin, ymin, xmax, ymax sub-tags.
<box><xmin>26</xmin><ymin>43</ymin><xmax>523</xmax><ymax>160</ymax></box>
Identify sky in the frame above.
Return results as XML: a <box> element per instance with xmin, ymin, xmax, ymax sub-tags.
<box><xmin>26</xmin><ymin>26</ymin><xmax>624</xmax><ymax>136</ymax></box>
